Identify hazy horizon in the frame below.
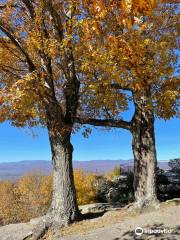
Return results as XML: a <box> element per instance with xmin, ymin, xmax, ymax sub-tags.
<box><xmin>0</xmin><ymin>159</ymin><xmax>176</xmax><ymax>164</ymax></box>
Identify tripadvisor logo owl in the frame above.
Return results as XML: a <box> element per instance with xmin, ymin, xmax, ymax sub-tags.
<box><xmin>135</xmin><ymin>226</ymin><xmax>173</xmax><ymax>236</ymax></box>
<box><xmin>135</xmin><ymin>227</ymin><xmax>143</xmax><ymax>236</ymax></box>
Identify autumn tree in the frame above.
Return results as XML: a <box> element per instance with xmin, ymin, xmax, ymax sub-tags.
<box><xmin>17</xmin><ymin>172</ymin><xmax>52</xmax><ymax>218</ymax></box>
<box><xmin>106</xmin><ymin>166</ymin><xmax>122</xmax><ymax>180</ymax></box>
<box><xmin>76</xmin><ymin>1</ymin><xmax>180</xmax><ymax>208</ymax></box>
<box><xmin>74</xmin><ymin>170</ymin><xmax>97</xmax><ymax>205</ymax></box>
<box><xmin>0</xmin><ymin>180</ymin><xmax>23</xmax><ymax>225</ymax></box>
<box><xmin>0</xmin><ymin>170</ymin><xmax>98</xmax><ymax>226</ymax></box>
<box><xmin>0</xmin><ymin>0</ymin><xmax>84</xmax><ymax>232</ymax></box>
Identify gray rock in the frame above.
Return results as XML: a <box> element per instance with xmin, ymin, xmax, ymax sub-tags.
<box><xmin>0</xmin><ymin>222</ymin><xmax>33</xmax><ymax>240</ymax></box>
<box><xmin>95</xmin><ymin>174</ymin><xmax>134</xmax><ymax>205</ymax></box>
<box><xmin>79</xmin><ymin>203</ymin><xmax>122</xmax><ymax>214</ymax></box>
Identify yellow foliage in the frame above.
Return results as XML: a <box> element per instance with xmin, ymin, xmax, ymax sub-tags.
<box><xmin>0</xmin><ymin>181</ymin><xmax>25</xmax><ymax>225</ymax></box>
<box><xmin>74</xmin><ymin>170</ymin><xmax>97</xmax><ymax>205</ymax></box>
<box><xmin>106</xmin><ymin>166</ymin><xmax>122</xmax><ymax>180</ymax></box>
<box><xmin>17</xmin><ymin>172</ymin><xmax>52</xmax><ymax>217</ymax></box>
<box><xmin>79</xmin><ymin>1</ymin><xmax>179</xmax><ymax>120</ymax></box>
<box><xmin>0</xmin><ymin>173</ymin><xmax>52</xmax><ymax>225</ymax></box>
<box><xmin>0</xmin><ymin>0</ymin><xmax>179</xmax><ymax>127</ymax></box>
<box><xmin>0</xmin><ymin>170</ymin><xmax>97</xmax><ymax>225</ymax></box>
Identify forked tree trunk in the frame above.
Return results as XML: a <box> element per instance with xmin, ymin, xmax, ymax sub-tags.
<box><xmin>131</xmin><ymin>91</ymin><xmax>158</xmax><ymax>208</ymax></box>
<box><xmin>47</xmin><ymin>125</ymin><xmax>80</xmax><ymax>227</ymax></box>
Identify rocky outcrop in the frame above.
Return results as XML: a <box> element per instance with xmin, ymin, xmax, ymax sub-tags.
<box><xmin>79</xmin><ymin>203</ymin><xmax>121</xmax><ymax>214</ymax></box>
<box><xmin>95</xmin><ymin>174</ymin><xmax>134</xmax><ymax>205</ymax></box>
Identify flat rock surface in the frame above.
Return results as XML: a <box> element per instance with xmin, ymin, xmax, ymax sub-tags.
<box><xmin>0</xmin><ymin>222</ymin><xmax>33</xmax><ymax>240</ymax></box>
<box><xmin>0</xmin><ymin>203</ymin><xmax>180</xmax><ymax>240</ymax></box>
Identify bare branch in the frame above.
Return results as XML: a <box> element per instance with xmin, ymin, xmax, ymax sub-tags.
<box><xmin>75</xmin><ymin>117</ymin><xmax>132</xmax><ymax>131</ymax></box>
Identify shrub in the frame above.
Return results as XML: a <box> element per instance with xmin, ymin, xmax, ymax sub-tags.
<box><xmin>0</xmin><ymin>170</ymin><xmax>98</xmax><ymax>225</ymax></box>
<box><xmin>95</xmin><ymin>172</ymin><xmax>134</xmax><ymax>205</ymax></box>
<box><xmin>16</xmin><ymin>172</ymin><xmax>52</xmax><ymax>219</ymax></box>
<box><xmin>106</xmin><ymin>166</ymin><xmax>122</xmax><ymax>180</ymax></box>
<box><xmin>0</xmin><ymin>181</ymin><xmax>24</xmax><ymax>225</ymax></box>
<box><xmin>74</xmin><ymin>170</ymin><xmax>97</xmax><ymax>205</ymax></box>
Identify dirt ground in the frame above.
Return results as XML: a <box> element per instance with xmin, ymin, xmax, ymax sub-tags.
<box><xmin>0</xmin><ymin>201</ymin><xmax>179</xmax><ymax>240</ymax></box>
<box><xmin>46</xmin><ymin>201</ymin><xmax>180</xmax><ymax>240</ymax></box>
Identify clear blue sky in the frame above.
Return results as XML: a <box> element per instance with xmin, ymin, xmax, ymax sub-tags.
<box><xmin>0</xmin><ymin>117</ymin><xmax>179</xmax><ymax>163</ymax></box>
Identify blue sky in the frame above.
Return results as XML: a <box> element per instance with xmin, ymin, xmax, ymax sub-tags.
<box><xmin>0</xmin><ymin>117</ymin><xmax>179</xmax><ymax>163</ymax></box>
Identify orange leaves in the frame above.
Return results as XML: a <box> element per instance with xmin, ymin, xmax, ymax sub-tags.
<box><xmin>92</xmin><ymin>0</ymin><xmax>104</xmax><ymax>13</ymax></box>
<box><xmin>17</xmin><ymin>172</ymin><xmax>52</xmax><ymax>214</ymax></box>
<box><xmin>0</xmin><ymin>70</ymin><xmax>42</xmax><ymax>126</ymax></box>
<box><xmin>155</xmin><ymin>76</ymin><xmax>180</xmax><ymax>119</ymax></box>
<box><xmin>74</xmin><ymin>170</ymin><xmax>97</xmax><ymax>205</ymax></box>
<box><xmin>0</xmin><ymin>181</ymin><xmax>19</xmax><ymax>225</ymax></box>
<box><xmin>120</xmin><ymin>0</ymin><xmax>158</xmax><ymax>29</ymax></box>
<box><xmin>0</xmin><ymin>0</ymin><xmax>179</xmax><ymax>126</ymax></box>
<box><xmin>132</xmin><ymin>0</ymin><xmax>158</xmax><ymax>14</ymax></box>
<box><xmin>83</xmin><ymin>0</ymin><xmax>106</xmax><ymax>17</ymax></box>
<box><xmin>84</xmin><ymin>0</ymin><xmax>175</xmax><ymax>30</ymax></box>
<box><xmin>121</xmin><ymin>0</ymin><xmax>133</xmax><ymax>14</ymax></box>
<box><xmin>79</xmin><ymin>0</ymin><xmax>179</xmax><ymax>120</ymax></box>
<box><xmin>0</xmin><ymin>173</ymin><xmax>52</xmax><ymax>225</ymax></box>
<box><xmin>82</xmin><ymin>0</ymin><xmax>160</xmax><ymax>31</ymax></box>
<box><xmin>121</xmin><ymin>0</ymin><xmax>159</xmax><ymax>15</ymax></box>
<box><xmin>0</xmin><ymin>170</ymin><xmax>98</xmax><ymax>225</ymax></box>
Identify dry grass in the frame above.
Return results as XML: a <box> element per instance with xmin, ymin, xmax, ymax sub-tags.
<box><xmin>44</xmin><ymin>200</ymin><xmax>180</xmax><ymax>240</ymax></box>
<box><xmin>44</xmin><ymin>209</ymin><xmax>127</xmax><ymax>239</ymax></box>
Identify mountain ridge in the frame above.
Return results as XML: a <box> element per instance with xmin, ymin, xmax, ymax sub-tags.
<box><xmin>0</xmin><ymin>159</ymin><xmax>170</xmax><ymax>181</ymax></box>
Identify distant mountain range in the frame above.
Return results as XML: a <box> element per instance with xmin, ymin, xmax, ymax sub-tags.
<box><xmin>0</xmin><ymin>160</ymin><xmax>170</xmax><ymax>181</ymax></box>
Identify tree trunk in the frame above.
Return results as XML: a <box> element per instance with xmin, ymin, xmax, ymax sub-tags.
<box><xmin>42</xmin><ymin>95</ymin><xmax>81</xmax><ymax>227</ymax></box>
<box><xmin>131</xmin><ymin>91</ymin><xmax>158</xmax><ymax>208</ymax></box>
<box><xmin>47</xmin><ymin>125</ymin><xmax>80</xmax><ymax>227</ymax></box>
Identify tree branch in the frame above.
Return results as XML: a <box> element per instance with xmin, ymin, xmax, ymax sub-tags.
<box><xmin>0</xmin><ymin>22</ymin><xmax>35</xmax><ymax>72</ymax></box>
<box><xmin>75</xmin><ymin>117</ymin><xmax>132</xmax><ymax>131</ymax></box>
<box><xmin>21</xmin><ymin>0</ymin><xmax>35</xmax><ymax>19</ymax></box>
<box><xmin>46</xmin><ymin>1</ymin><xmax>64</xmax><ymax>41</ymax></box>
<box><xmin>111</xmin><ymin>83</ymin><xmax>133</xmax><ymax>92</ymax></box>
<box><xmin>0</xmin><ymin>4</ymin><xmax>17</xmax><ymax>10</ymax></box>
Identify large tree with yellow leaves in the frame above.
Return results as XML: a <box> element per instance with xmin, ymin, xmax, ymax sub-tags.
<box><xmin>76</xmin><ymin>1</ymin><xmax>180</xmax><ymax>208</ymax></box>
<box><xmin>0</xmin><ymin>1</ymin><xmax>83</xmax><ymax>233</ymax></box>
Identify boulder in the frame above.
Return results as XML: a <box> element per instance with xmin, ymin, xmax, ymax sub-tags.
<box><xmin>79</xmin><ymin>203</ymin><xmax>121</xmax><ymax>214</ymax></box>
<box><xmin>95</xmin><ymin>174</ymin><xmax>134</xmax><ymax>205</ymax></box>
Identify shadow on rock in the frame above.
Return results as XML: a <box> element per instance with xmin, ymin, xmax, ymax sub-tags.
<box><xmin>82</xmin><ymin>211</ymin><xmax>107</xmax><ymax>220</ymax></box>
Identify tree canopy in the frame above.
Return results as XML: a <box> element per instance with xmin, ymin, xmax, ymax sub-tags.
<box><xmin>1</xmin><ymin>1</ymin><xmax>178</xmax><ymax>127</ymax></box>
<box><xmin>77</xmin><ymin>1</ymin><xmax>179</xmax><ymax>123</ymax></box>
